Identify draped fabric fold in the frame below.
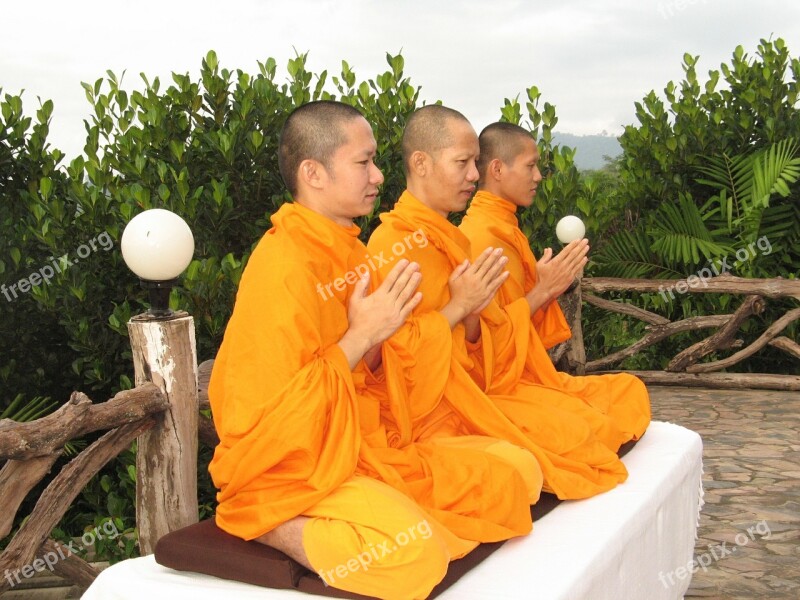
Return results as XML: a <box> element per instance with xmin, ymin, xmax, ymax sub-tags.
<box><xmin>367</xmin><ymin>191</ymin><xmax>629</xmax><ymax>499</ymax></box>
<box><xmin>460</xmin><ymin>190</ymin><xmax>651</xmax><ymax>446</ymax></box>
<box><xmin>209</xmin><ymin>201</ymin><xmax>533</xmax><ymax>551</ymax></box>
<box><xmin>461</xmin><ymin>191</ymin><xmax>571</xmax><ymax>349</ymax></box>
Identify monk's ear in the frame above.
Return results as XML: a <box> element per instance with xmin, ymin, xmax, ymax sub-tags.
<box><xmin>298</xmin><ymin>159</ymin><xmax>325</xmax><ymax>190</ymax></box>
<box><xmin>408</xmin><ymin>150</ymin><xmax>429</xmax><ymax>177</ymax></box>
<box><xmin>488</xmin><ymin>158</ymin><xmax>504</xmax><ymax>182</ymax></box>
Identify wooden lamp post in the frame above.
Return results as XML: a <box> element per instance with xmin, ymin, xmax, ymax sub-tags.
<box><xmin>121</xmin><ymin>208</ymin><xmax>198</xmax><ymax>555</ymax></box>
<box><xmin>554</xmin><ymin>215</ymin><xmax>588</xmax><ymax>375</ymax></box>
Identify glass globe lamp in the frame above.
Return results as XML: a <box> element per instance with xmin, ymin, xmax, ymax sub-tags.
<box><xmin>121</xmin><ymin>208</ymin><xmax>194</xmax><ymax>319</ymax></box>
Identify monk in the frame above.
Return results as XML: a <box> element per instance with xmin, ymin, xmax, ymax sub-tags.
<box><xmin>367</xmin><ymin>105</ymin><xmax>629</xmax><ymax>501</ymax></box>
<box><xmin>459</xmin><ymin>121</ymin><xmax>651</xmax><ymax>445</ymax></box>
<box><xmin>208</xmin><ymin>101</ymin><xmax>536</xmax><ymax>600</ymax></box>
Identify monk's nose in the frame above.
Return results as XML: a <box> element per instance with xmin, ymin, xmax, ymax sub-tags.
<box><xmin>467</xmin><ymin>161</ymin><xmax>479</xmax><ymax>183</ymax></box>
<box><xmin>371</xmin><ymin>162</ymin><xmax>385</xmax><ymax>186</ymax></box>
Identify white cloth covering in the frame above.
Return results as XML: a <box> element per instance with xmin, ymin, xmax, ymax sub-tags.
<box><xmin>83</xmin><ymin>421</ymin><xmax>703</xmax><ymax>600</ymax></box>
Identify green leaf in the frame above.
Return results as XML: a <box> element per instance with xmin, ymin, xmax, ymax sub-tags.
<box><xmin>265</xmin><ymin>57</ymin><xmax>277</xmax><ymax>78</ymax></box>
<box><xmin>774</xmin><ymin>178</ymin><xmax>790</xmax><ymax>196</ymax></box>
<box><xmin>205</xmin><ymin>50</ymin><xmax>218</xmax><ymax>71</ymax></box>
<box><xmin>81</xmin><ymin>81</ymin><xmax>94</xmax><ymax>103</ymax></box>
<box><xmin>169</xmin><ymin>140</ymin><xmax>185</xmax><ymax>162</ymax></box>
<box><xmin>388</xmin><ymin>53</ymin><xmax>404</xmax><ymax>77</ymax></box>
<box><xmin>39</xmin><ymin>176</ymin><xmax>53</xmax><ymax>200</ymax></box>
<box><xmin>358</xmin><ymin>81</ymin><xmax>370</xmax><ymax>102</ymax></box>
<box><xmin>157</xmin><ymin>184</ymin><xmax>171</xmax><ymax>201</ymax></box>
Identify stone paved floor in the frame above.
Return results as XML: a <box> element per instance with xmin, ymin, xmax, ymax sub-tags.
<box><xmin>649</xmin><ymin>386</ymin><xmax>800</xmax><ymax>599</ymax></box>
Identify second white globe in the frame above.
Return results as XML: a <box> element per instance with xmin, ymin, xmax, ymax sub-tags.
<box><xmin>556</xmin><ymin>215</ymin><xmax>586</xmax><ymax>244</ymax></box>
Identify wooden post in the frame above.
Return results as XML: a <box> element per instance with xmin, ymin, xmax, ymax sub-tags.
<box><xmin>557</xmin><ymin>275</ymin><xmax>587</xmax><ymax>375</ymax></box>
<box><xmin>128</xmin><ymin>313</ymin><xmax>198</xmax><ymax>555</ymax></box>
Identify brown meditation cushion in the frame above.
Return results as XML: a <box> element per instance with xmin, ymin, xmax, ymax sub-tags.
<box><xmin>155</xmin><ymin>438</ymin><xmax>638</xmax><ymax>598</ymax></box>
<box><xmin>156</xmin><ymin>517</ymin><xmax>510</xmax><ymax>599</ymax></box>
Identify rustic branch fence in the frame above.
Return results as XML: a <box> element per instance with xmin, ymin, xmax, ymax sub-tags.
<box><xmin>552</xmin><ymin>273</ymin><xmax>800</xmax><ymax>390</ymax></box>
<box><xmin>0</xmin><ymin>384</ymin><xmax>166</xmax><ymax>593</ymax></box>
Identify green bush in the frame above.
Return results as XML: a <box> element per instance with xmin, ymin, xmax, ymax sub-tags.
<box><xmin>595</xmin><ymin>37</ymin><xmax>799</xmax><ymax>281</ymax></box>
<box><xmin>587</xmin><ymin>38</ymin><xmax>799</xmax><ymax>369</ymax></box>
<box><xmin>1</xmin><ymin>93</ymin><xmax>75</xmax><ymax>404</ymax></box>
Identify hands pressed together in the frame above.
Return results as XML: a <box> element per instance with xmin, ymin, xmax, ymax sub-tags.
<box><xmin>338</xmin><ymin>259</ymin><xmax>423</xmax><ymax>369</ymax></box>
<box><xmin>525</xmin><ymin>239</ymin><xmax>589</xmax><ymax>315</ymax></box>
<box><xmin>339</xmin><ymin>240</ymin><xmax>589</xmax><ymax>369</ymax></box>
<box><xmin>442</xmin><ymin>248</ymin><xmax>509</xmax><ymax>326</ymax></box>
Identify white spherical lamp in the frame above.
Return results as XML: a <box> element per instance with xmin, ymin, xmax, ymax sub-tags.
<box><xmin>121</xmin><ymin>208</ymin><xmax>194</xmax><ymax>318</ymax></box>
<box><xmin>555</xmin><ymin>215</ymin><xmax>586</xmax><ymax>244</ymax></box>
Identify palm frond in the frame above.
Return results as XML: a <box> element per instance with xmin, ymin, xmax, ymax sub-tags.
<box><xmin>696</xmin><ymin>151</ymin><xmax>754</xmax><ymax>225</ymax></box>
<box><xmin>1</xmin><ymin>394</ymin><xmax>85</xmax><ymax>456</ymax></box>
<box><xmin>1</xmin><ymin>394</ymin><xmax>57</xmax><ymax>421</ymax></box>
<box><xmin>591</xmin><ymin>229</ymin><xmax>679</xmax><ymax>278</ymax></box>
<box><xmin>758</xmin><ymin>202</ymin><xmax>798</xmax><ymax>239</ymax></box>
<box><xmin>695</xmin><ymin>138</ymin><xmax>800</xmax><ymax>236</ymax></box>
<box><xmin>649</xmin><ymin>194</ymin><xmax>733</xmax><ymax>265</ymax></box>
<box><xmin>696</xmin><ymin>151</ymin><xmax>753</xmax><ymax>193</ymax></box>
<box><xmin>751</xmin><ymin>138</ymin><xmax>800</xmax><ymax>208</ymax></box>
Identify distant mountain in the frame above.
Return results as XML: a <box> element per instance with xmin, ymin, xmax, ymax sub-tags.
<box><xmin>552</xmin><ymin>132</ymin><xmax>622</xmax><ymax>171</ymax></box>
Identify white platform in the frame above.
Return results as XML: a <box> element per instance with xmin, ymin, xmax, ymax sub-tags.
<box><xmin>83</xmin><ymin>421</ymin><xmax>703</xmax><ymax>600</ymax></box>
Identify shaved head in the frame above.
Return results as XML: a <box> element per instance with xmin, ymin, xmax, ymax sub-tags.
<box><xmin>401</xmin><ymin>105</ymin><xmax>472</xmax><ymax>173</ymax></box>
<box><xmin>477</xmin><ymin>122</ymin><xmax>535</xmax><ymax>179</ymax></box>
<box><xmin>278</xmin><ymin>101</ymin><xmax>365</xmax><ymax>197</ymax></box>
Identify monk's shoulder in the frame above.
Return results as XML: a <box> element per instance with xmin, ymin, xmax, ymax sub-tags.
<box><xmin>459</xmin><ymin>217</ymin><xmax>489</xmax><ymax>244</ymax></box>
<box><xmin>461</xmin><ymin>215</ymin><xmax>516</xmax><ymax>257</ymax></box>
<box><xmin>240</xmin><ymin>230</ymin><xmax>323</xmax><ymax>295</ymax></box>
<box><xmin>366</xmin><ymin>216</ymin><xmax>409</xmax><ymax>252</ymax></box>
<box><xmin>459</xmin><ymin>211</ymin><xmax>483</xmax><ymax>235</ymax></box>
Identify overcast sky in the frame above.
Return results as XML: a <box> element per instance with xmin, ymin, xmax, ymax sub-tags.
<box><xmin>2</xmin><ymin>1</ymin><xmax>798</xmax><ymax>160</ymax></box>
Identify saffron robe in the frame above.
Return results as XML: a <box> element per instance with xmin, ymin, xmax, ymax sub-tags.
<box><xmin>208</xmin><ymin>202</ymin><xmax>534</xmax><ymax>598</ymax></box>
<box><xmin>367</xmin><ymin>191</ymin><xmax>629</xmax><ymax>500</ymax></box>
<box><xmin>460</xmin><ymin>191</ymin><xmax>651</xmax><ymax>444</ymax></box>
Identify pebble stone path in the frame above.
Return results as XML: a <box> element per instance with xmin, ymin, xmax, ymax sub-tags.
<box><xmin>648</xmin><ymin>385</ymin><xmax>800</xmax><ymax>599</ymax></box>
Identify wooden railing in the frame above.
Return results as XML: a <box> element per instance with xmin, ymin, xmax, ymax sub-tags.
<box><xmin>0</xmin><ymin>312</ymin><xmax>201</xmax><ymax>595</ymax></box>
<box><xmin>552</xmin><ymin>273</ymin><xmax>800</xmax><ymax>390</ymax></box>
<box><xmin>0</xmin><ymin>384</ymin><xmax>167</xmax><ymax>593</ymax></box>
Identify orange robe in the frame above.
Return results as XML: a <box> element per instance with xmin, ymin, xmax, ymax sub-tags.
<box><xmin>208</xmin><ymin>202</ymin><xmax>533</xmax><ymax>598</ymax></box>
<box><xmin>460</xmin><ymin>190</ymin><xmax>651</xmax><ymax>444</ymax></box>
<box><xmin>367</xmin><ymin>191</ymin><xmax>628</xmax><ymax>500</ymax></box>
